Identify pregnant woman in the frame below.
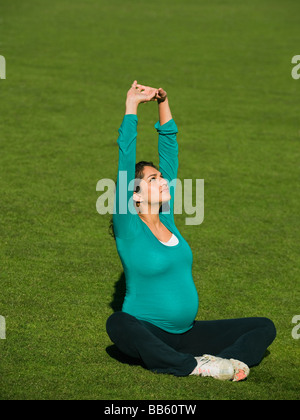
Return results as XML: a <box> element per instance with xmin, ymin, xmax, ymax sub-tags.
<box><xmin>106</xmin><ymin>81</ymin><xmax>276</xmax><ymax>381</ymax></box>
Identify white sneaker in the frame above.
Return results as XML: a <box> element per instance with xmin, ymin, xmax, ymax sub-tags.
<box><xmin>190</xmin><ymin>354</ymin><xmax>234</xmax><ymax>381</ymax></box>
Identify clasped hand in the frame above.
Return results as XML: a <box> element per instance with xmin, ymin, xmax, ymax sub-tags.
<box><xmin>127</xmin><ymin>80</ymin><xmax>167</xmax><ymax>104</ymax></box>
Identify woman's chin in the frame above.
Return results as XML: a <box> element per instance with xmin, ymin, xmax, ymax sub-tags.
<box><xmin>160</xmin><ymin>192</ymin><xmax>171</xmax><ymax>202</ymax></box>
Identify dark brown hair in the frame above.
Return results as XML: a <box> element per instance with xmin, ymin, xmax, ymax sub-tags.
<box><xmin>108</xmin><ymin>161</ymin><xmax>158</xmax><ymax>240</ymax></box>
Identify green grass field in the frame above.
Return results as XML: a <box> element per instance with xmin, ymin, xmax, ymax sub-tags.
<box><xmin>0</xmin><ymin>0</ymin><xmax>299</xmax><ymax>400</ymax></box>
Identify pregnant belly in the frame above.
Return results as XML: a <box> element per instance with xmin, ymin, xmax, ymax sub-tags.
<box><xmin>123</xmin><ymin>281</ymin><xmax>199</xmax><ymax>334</ymax></box>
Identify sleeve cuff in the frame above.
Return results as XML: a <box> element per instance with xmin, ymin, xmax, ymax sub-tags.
<box><xmin>123</xmin><ymin>114</ymin><xmax>138</xmax><ymax>122</ymax></box>
<box><xmin>154</xmin><ymin>118</ymin><xmax>178</xmax><ymax>134</ymax></box>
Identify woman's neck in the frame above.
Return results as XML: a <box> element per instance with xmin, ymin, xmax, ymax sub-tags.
<box><xmin>138</xmin><ymin>213</ymin><xmax>161</xmax><ymax>230</ymax></box>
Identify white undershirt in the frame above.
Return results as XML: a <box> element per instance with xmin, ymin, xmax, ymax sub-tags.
<box><xmin>158</xmin><ymin>233</ymin><xmax>179</xmax><ymax>246</ymax></box>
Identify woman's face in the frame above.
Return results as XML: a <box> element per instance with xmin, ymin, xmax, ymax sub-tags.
<box><xmin>134</xmin><ymin>166</ymin><xmax>171</xmax><ymax>209</ymax></box>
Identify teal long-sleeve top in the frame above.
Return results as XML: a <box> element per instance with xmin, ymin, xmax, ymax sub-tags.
<box><xmin>113</xmin><ymin>114</ymin><xmax>199</xmax><ymax>334</ymax></box>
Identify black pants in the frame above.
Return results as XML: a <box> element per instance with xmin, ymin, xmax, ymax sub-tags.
<box><xmin>106</xmin><ymin>312</ymin><xmax>276</xmax><ymax>377</ymax></box>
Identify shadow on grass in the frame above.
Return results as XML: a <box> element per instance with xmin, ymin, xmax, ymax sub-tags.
<box><xmin>109</xmin><ymin>271</ymin><xmax>126</xmax><ymax>312</ymax></box>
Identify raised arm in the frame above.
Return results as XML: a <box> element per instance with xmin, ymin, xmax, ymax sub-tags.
<box><xmin>157</xmin><ymin>88</ymin><xmax>172</xmax><ymax>126</ymax></box>
<box><xmin>155</xmin><ymin>89</ymin><xmax>179</xmax><ymax>225</ymax></box>
<box><xmin>113</xmin><ymin>81</ymin><xmax>157</xmax><ymax>239</ymax></box>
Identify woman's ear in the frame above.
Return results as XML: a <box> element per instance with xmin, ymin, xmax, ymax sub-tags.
<box><xmin>133</xmin><ymin>191</ymin><xmax>142</xmax><ymax>205</ymax></box>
